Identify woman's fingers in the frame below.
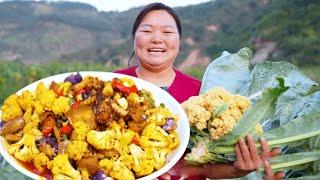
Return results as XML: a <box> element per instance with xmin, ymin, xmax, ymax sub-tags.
<box><xmin>275</xmin><ymin>172</ymin><xmax>285</xmax><ymax>179</ymax></box>
<box><xmin>263</xmin><ymin>160</ymin><xmax>273</xmax><ymax>178</ymax></box>
<box><xmin>263</xmin><ymin>159</ymin><xmax>285</xmax><ymax>180</ymax></box>
<box><xmin>262</xmin><ymin>146</ymin><xmax>284</xmax><ymax>180</ymax></box>
<box><xmin>260</xmin><ymin>137</ymin><xmax>270</xmax><ymax>158</ymax></box>
<box><xmin>234</xmin><ymin>144</ymin><xmax>245</xmax><ymax>169</ymax></box>
<box><xmin>247</xmin><ymin>135</ymin><xmax>262</xmax><ymax>167</ymax></box>
<box><xmin>270</xmin><ymin>147</ymin><xmax>281</xmax><ymax>157</ymax></box>
<box><xmin>238</xmin><ymin>137</ymin><xmax>253</xmax><ymax>168</ymax></box>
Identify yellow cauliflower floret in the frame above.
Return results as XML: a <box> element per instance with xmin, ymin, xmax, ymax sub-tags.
<box><xmin>34</xmin><ymin>101</ymin><xmax>45</xmax><ymax>115</ymax></box>
<box><xmin>52</xmin><ymin>96</ymin><xmax>71</xmax><ymax>115</ymax></box>
<box><xmin>229</xmin><ymin>108</ymin><xmax>243</xmax><ymax>120</ymax></box>
<box><xmin>71</xmin><ymin>121</ymin><xmax>91</xmax><ymax>141</ymax></box>
<box><xmin>145</xmin><ymin>107</ymin><xmax>175</xmax><ymax>126</ymax></box>
<box><xmin>102</xmin><ymin>81</ymin><xmax>114</xmax><ymax>97</ymax></box>
<box><xmin>118</xmin><ymin>153</ymin><xmax>134</xmax><ymax>170</ymax></box>
<box><xmin>8</xmin><ymin>133</ymin><xmax>39</xmax><ymax>162</ymax></box>
<box><xmin>35</xmin><ymin>82</ymin><xmax>57</xmax><ymax>111</ymax></box>
<box><xmin>99</xmin><ymin>158</ymin><xmax>114</xmax><ymax>174</ymax></box>
<box><xmin>126</xmin><ymin>92</ymin><xmax>143</xmax><ymax>105</ymax></box>
<box><xmin>110</xmin><ymin>159</ymin><xmax>135</xmax><ymax>180</ymax></box>
<box><xmin>57</xmin><ymin>82</ymin><xmax>72</xmax><ymax>96</ymax></box>
<box><xmin>66</xmin><ymin>140</ymin><xmax>88</xmax><ymax>160</ymax></box>
<box><xmin>254</xmin><ymin>124</ymin><xmax>264</xmax><ymax>135</ymax></box>
<box><xmin>152</xmin><ymin>147</ymin><xmax>169</xmax><ymax>170</ymax></box>
<box><xmin>1</xmin><ymin>94</ymin><xmax>23</xmax><ymax>121</ymax></box>
<box><xmin>203</xmin><ymin>87</ymin><xmax>233</xmax><ymax>102</ymax></box>
<box><xmin>140</xmin><ymin>122</ymin><xmax>169</xmax><ymax>148</ymax></box>
<box><xmin>234</xmin><ymin>94</ymin><xmax>251</xmax><ymax>112</ymax></box>
<box><xmin>33</xmin><ymin>152</ymin><xmax>50</xmax><ymax>172</ymax></box>
<box><xmin>167</xmin><ymin>131</ymin><xmax>180</xmax><ymax>150</ymax></box>
<box><xmin>128</xmin><ymin>144</ymin><xmax>155</xmax><ymax>177</ymax></box>
<box><xmin>182</xmin><ymin>96</ymin><xmax>211</xmax><ymax>131</ymax></box>
<box><xmin>86</xmin><ymin>129</ymin><xmax>117</xmax><ymax>150</ymax></box>
<box><xmin>18</xmin><ymin>90</ymin><xmax>34</xmax><ymax>111</ymax></box>
<box><xmin>22</xmin><ymin>109</ymin><xmax>42</xmax><ymax>138</ymax></box>
<box><xmin>79</xmin><ymin>168</ymin><xmax>90</xmax><ymax>180</ymax></box>
<box><xmin>50</xmin><ymin>154</ymin><xmax>81</xmax><ymax>180</ymax></box>
<box><xmin>114</xmin><ymin>130</ymin><xmax>136</xmax><ymax>155</ymax></box>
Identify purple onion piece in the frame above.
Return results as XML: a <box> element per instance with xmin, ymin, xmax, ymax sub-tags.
<box><xmin>64</xmin><ymin>72</ymin><xmax>82</xmax><ymax>85</ymax></box>
<box><xmin>91</xmin><ymin>170</ymin><xmax>111</xmax><ymax>180</ymax></box>
<box><xmin>162</xmin><ymin>118</ymin><xmax>176</xmax><ymax>131</ymax></box>
<box><xmin>0</xmin><ymin>121</ymin><xmax>4</xmax><ymax>129</ymax></box>
<box><xmin>37</xmin><ymin>136</ymin><xmax>58</xmax><ymax>153</ymax></box>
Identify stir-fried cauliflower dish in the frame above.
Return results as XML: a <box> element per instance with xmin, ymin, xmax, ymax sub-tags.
<box><xmin>0</xmin><ymin>73</ymin><xmax>179</xmax><ymax>180</ymax></box>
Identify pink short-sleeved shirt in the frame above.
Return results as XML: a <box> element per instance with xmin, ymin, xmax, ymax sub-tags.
<box><xmin>114</xmin><ymin>66</ymin><xmax>201</xmax><ymax>103</ymax></box>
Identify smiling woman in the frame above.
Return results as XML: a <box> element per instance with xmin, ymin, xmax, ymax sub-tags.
<box><xmin>114</xmin><ymin>2</ymin><xmax>283</xmax><ymax>180</ymax></box>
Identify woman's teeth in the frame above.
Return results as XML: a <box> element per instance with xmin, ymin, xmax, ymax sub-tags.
<box><xmin>148</xmin><ymin>48</ymin><xmax>165</xmax><ymax>52</ymax></box>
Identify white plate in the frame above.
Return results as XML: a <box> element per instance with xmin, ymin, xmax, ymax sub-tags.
<box><xmin>0</xmin><ymin>71</ymin><xmax>190</xmax><ymax>180</ymax></box>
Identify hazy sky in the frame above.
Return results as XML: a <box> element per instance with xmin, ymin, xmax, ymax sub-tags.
<box><xmin>2</xmin><ymin>0</ymin><xmax>212</xmax><ymax>12</ymax></box>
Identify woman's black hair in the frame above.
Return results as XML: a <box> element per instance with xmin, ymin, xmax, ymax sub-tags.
<box><xmin>128</xmin><ymin>2</ymin><xmax>182</xmax><ymax>66</ymax></box>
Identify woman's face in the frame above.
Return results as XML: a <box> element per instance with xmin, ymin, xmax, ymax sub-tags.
<box><xmin>134</xmin><ymin>10</ymin><xmax>180</xmax><ymax>72</ymax></box>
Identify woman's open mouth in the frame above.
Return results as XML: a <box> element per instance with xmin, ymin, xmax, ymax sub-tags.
<box><xmin>148</xmin><ymin>48</ymin><xmax>166</xmax><ymax>56</ymax></box>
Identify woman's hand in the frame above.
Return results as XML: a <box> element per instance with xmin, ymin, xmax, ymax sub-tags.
<box><xmin>233</xmin><ymin>135</ymin><xmax>262</xmax><ymax>174</ymax></box>
<box><xmin>233</xmin><ymin>135</ymin><xmax>285</xmax><ymax>179</ymax></box>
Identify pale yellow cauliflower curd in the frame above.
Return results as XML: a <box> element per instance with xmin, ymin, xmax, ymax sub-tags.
<box><xmin>182</xmin><ymin>87</ymin><xmax>262</xmax><ymax>140</ymax></box>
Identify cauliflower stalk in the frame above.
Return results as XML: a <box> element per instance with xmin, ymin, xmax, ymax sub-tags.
<box><xmin>8</xmin><ymin>133</ymin><xmax>39</xmax><ymax>162</ymax></box>
<box><xmin>184</xmin><ymin>130</ymin><xmax>215</xmax><ymax>164</ymax></box>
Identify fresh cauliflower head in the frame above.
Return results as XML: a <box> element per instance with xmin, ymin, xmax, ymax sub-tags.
<box><xmin>50</xmin><ymin>154</ymin><xmax>81</xmax><ymax>180</ymax></box>
<box><xmin>182</xmin><ymin>87</ymin><xmax>254</xmax><ymax>140</ymax></box>
<box><xmin>8</xmin><ymin>133</ymin><xmax>39</xmax><ymax>162</ymax></box>
<box><xmin>181</xmin><ymin>96</ymin><xmax>211</xmax><ymax>131</ymax></box>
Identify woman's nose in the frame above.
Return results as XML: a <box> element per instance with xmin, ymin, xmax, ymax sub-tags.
<box><xmin>151</xmin><ymin>31</ymin><xmax>163</xmax><ymax>43</ymax></box>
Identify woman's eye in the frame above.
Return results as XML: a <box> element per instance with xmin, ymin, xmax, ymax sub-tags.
<box><xmin>142</xmin><ymin>30</ymin><xmax>151</xmax><ymax>33</ymax></box>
